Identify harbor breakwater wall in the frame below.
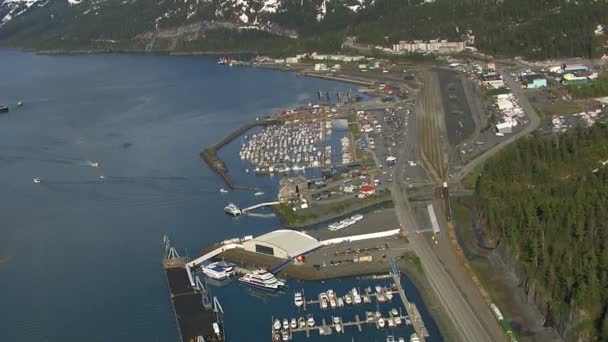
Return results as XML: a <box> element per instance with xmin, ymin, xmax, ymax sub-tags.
<box><xmin>201</xmin><ymin>117</ymin><xmax>280</xmax><ymax>190</ymax></box>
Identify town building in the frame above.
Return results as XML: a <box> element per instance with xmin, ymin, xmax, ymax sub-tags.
<box><xmin>242</xmin><ymin>230</ymin><xmax>321</xmax><ymax>259</ymax></box>
<box><xmin>360</xmin><ymin>184</ymin><xmax>376</xmax><ymax>196</ymax></box>
<box><xmin>519</xmin><ymin>73</ymin><xmax>547</xmax><ymax>89</ymax></box>
<box><xmin>392</xmin><ymin>39</ymin><xmax>467</xmax><ymax>54</ymax></box>
<box><xmin>479</xmin><ymin>72</ymin><xmax>505</xmax><ymax>89</ymax></box>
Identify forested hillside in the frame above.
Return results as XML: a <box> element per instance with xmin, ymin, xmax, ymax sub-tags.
<box><xmin>475</xmin><ymin>124</ymin><xmax>608</xmax><ymax>340</ymax></box>
<box><xmin>1</xmin><ymin>0</ymin><xmax>607</xmax><ymax>58</ymax></box>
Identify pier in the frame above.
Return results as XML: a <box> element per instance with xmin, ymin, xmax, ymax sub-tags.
<box><xmin>390</xmin><ymin>257</ymin><xmax>429</xmax><ymax>340</ymax></box>
<box><xmin>163</xmin><ymin>237</ymin><xmax>226</xmax><ymax>342</ymax></box>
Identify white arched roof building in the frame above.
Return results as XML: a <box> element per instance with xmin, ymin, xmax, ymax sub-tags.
<box><xmin>243</xmin><ymin>230</ymin><xmax>321</xmax><ymax>259</ymax></box>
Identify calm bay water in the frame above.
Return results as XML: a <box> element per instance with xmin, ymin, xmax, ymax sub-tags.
<box><xmin>0</xmin><ymin>51</ymin><xmax>440</xmax><ymax>342</ymax></box>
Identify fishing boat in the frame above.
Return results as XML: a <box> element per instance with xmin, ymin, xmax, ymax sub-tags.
<box><xmin>294</xmin><ymin>291</ymin><xmax>304</xmax><ymax>307</ymax></box>
<box><xmin>238</xmin><ymin>269</ymin><xmax>284</xmax><ymax>290</ymax></box>
<box><xmin>307</xmin><ymin>315</ymin><xmax>315</xmax><ymax>327</ymax></box>
<box><xmin>89</xmin><ymin>161</ymin><xmax>99</xmax><ymax>167</ymax></box>
<box><xmin>298</xmin><ymin>317</ymin><xmax>306</xmax><ymax>328</ymax></box>
<box><xmin>274</xmin><ymin>319</ymin><xmax>281</xmax><ymax>330</ymax></box>
<box><xmin>202</xmin><ymin>261</ymin><xmax>235</xmax><ymax>280</ymax></box>
<box><xmin>0</xmin><ymin>105</ymin><xmax>8</xmax><ymax>113</ymax></box>
<box><xmin>290</xmin><ymin>318</ymin><xmax>297</xmax><ymax>329</ymax></box>
<box><xmin>33</xmin><ymin>177</ymin><xmax>41</xmax><ymax>184</ymax></box>
<box><xmin>219</xmin><ymin>188</ymin><xmax>228</xmax><ymax>193</ymax></box>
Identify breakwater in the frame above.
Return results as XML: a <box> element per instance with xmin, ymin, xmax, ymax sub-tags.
<box><xmin>201</xmin><ymin>116</ymin><xmax>280</xmax><ymax>190</ymax></box>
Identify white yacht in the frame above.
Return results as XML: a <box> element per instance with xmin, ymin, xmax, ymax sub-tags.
<box><xmin>307</xmin><ymin>315</ymin><xmax>315</xmax><ymax>327</ymax></box>
<box><xmin>33</xmin><ymin>177</ymin><xmax>41</xmax><ymax>184</ymax></box>
<box><xmin>219</xmin><ymin>188</ymin><xmax>228</xmax><ymax>193</ymax></box>
<box><xmin>238</xmin><ymin>269</ymin><xmax>284</xmax><ymax>290</ymax></box>
<box><xmin>224</xmin><ymin>203</ymin><xmax>242</xmax><ymax>216</ymax></box>
<box><xmin>273</xmin><ymin>319</ymin><xmax>281</xmax><ymax>330</ymax></box>
<box><xmin>294</xmin><ymin>292</ymin><xmax>304</xmax><ymax>307</ymax></box>
<box><xmin>290</xmin><ymin>318</ymin><xmax>297</xmax><ymax>329</ymax></box>
<box><xmin>202</xmin><ymin>261</ymin><xmax>235</xmax><ymax>280</ymax></box>
<box><xmin>282</xmin><ymin>318</ymin><xmax>289</xmax><ymax>330</ymax></box>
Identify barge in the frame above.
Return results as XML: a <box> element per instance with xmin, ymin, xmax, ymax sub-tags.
<box><xmin>164</xmin><ymin>237</ymin><xmax>226</xmax><ymax>342</ymax></box>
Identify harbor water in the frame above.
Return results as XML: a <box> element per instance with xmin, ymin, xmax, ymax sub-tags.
<box><xmin>0</xmin><ymin>50</ymin><xmax>440</xmax><ymax>341</ymax></box>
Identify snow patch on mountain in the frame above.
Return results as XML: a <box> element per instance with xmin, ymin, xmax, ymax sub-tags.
<box><xmin>0</xmin><ymin>0</ymin><xmax>47</xmax><ymax>26</ymax></box>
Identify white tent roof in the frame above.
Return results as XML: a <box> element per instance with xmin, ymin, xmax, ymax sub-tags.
<box><xmin>249</xmin><ymin>230</ymin><xmax>321</xmax><ymax>257</ymax></box>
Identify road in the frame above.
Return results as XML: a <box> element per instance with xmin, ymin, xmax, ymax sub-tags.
<box><xmin>452</xmin><ymin>66</ymin><xmax>541</xmax><ymax>182</ymax></box>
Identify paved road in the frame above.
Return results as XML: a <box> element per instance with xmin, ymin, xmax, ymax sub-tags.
<box><xmin>452</xmin><ymin>67</ymin><xmax>541</xmax><ymax>182</ymax></box>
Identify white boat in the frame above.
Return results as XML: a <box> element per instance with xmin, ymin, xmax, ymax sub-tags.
<box><xmin>391</xmin><ymin>308</ymin><xmax>399</xmax><ymax>316</ymax></box>
<box><xmin>337</xmin><ymin>297</ymin><xmax>344</xmax><ymax>307</ymax></box>
<box><xmin>298</xmin><ymin>317</ymin><xmax>306</xmax><ymax>328</ymax></box>
<box><xmin>202</xmin><ymin>261</ymin><xmax>235</xmax><ymax>280</ymax></box>
<box><xmin>224</xmin><ymin>203</ymin><xmax>242</xmax><ymax>216</ymax></box>
<box><xmin>99</xmin><ymin>175</ymin><xmax>105</xmax><ymax>179</ymax></box>
<box><xmin>282</xmin><ymin>318</ymin><xmax>289</xmax><ymax>330</ymax></box>
<box><xmin>352</xmin><ymin>288</ymin><xmax>362</xmax><ymax>304</ymax></box>
<box><xmin>33</xmin><ymin>177</ymin><xmax>41</xmax><ymax>184</ymax></box>
<box><xmin>375</xmin><ymin>285</ymin><xmax>383</xmax><ymax>293</ymax></box>
<box><xmin>335</xmin><ymin>323</ymin><xmax>342</xmax><ymax>333</ymax></box>
<box><xmin>410</xmin><ymin>333</ymin><xmax>420</xmax><ymax>342</ymax></box>
<box><xmin>329</xmin><ymin>298</ymin><xmax>336</xmax><ymax>308</ymax></box>
<box><xmin>274</xmin><ymin>319</ymin><xmax>281</xmax><ymax>330</ymax></box>
<box><xmin>219</xmin><ymin>188</ymin><xmax>228</xmax><ymax>193</ymax></box>
<box><xmin>394</xmin><ymin>316</ymin><xmax>402</xmax><ymax>326</ymax></box>
<box><xmin>333</xmin><ymin>316</ymin><xmax>340</xmax><ymax>324</ymax></box>
<box><xmin>238</xmin><ymin>269</ymin><xmax>284</xmax><ymax>290</ymax></box>
<box><xmin>307</xmin><ymin>315</ymin><xmax>315</xmax><ymax>327</ymax></box>
<box><xmin>378</xmin><ymin>317</ymin><xmax>385</xmax><ymax>328</ymax></box>
<box><xmin>254</xmin><ymin>191</ymin><xmax>264</xmax><ymax>196</ymax></box>
<box><xmin>388</xmin><ymin>317</ymin><xmax>395</xmax><ymax>327</ymax></box>
<box><xmin>294</xmin><ymin>292</ymin><xmax>304</xmax><ymax>307</ymax></box>
<box><xmin>89</xmin><ymin>161</ymin><xmax>99</xmax><ymax>167</ymax></box>
<box><xmin>386</xmin><ymin>336</ymin><xmax>395</xmax><ymax>342</ymax></box>
<box><xmin>290</xmin><ymin>318</ymin><xmax>297</xmax><ymax>329</ymax></box>
<box><xmin>386</xmin><ymin>290</ymin><xmax>394</xmax><ymax>300</ymax></box>
<box><xmin>399</xmin><ymin>338</ymin><xmax>405</xmax><ymax>342</ymax></box>
<box><xmin>320</xmin><ymin>298</ymin><xmax>328</xmax><ymax>309</ymax></box>
<box><xmin>344</xmin><ymin>294</ymin><xmax>352</xmax><ymax>305</ymax></box>
<box><xmin>282</xmin><ymin>329</ymin><xmax>289</xmax><ymax>341</ymax></box>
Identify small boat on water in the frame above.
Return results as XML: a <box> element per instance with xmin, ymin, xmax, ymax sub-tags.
<box><xmin>282</xmin><ymin>318</ymin><xmax>289</xmax><ymax>330</ymax></box>
<box><xmin>89</xmin><ymin>161</ymin><xmax>99</xmax><ymax>167</ymax></box>
<box><xmin>388</xmin><ymin>317</ymin><xmax>395</xmax><ymax>327</ymax></box>
<box><xmin>294</xmin><ymin>291</ymin><xmax>304</xmax><ymax>307</ymax></box>
<box><xmin>307</xmin><ymin>314</ymin><xmax>315</xmax><ymax>327</ymax></box>
<box><xmin>224</xmin><ymin>203</ymin><xmax>242</xmax><ymax>216</ymax></box>
<box><xmin>33</xmin><ymin>177</ymin><xmax>41</xmax><ymax>184</ymax></box>
<box><xmin>202</xmin><ymin>261</ymin><xmax>235</xmax><ymax>280</ymax></box>
<box><xmin>281</xmin><ymin>329</ymin><xmax>289</xmax><ymax>341</ymax></box>
<box><xmin>352</xmin><ymin>288</ymin><xmax>362</xmax><ymax>304</ymax></box>
<box><xmin>386</xmin><ymin>289</ymin><xmax>394</xmax><ymax>300</ymax></box>
<box><xmin>99</xmin><ymin>175</ymin><xmax>105</xmax><ymax>179</ymax></box>
<box><xmin>344</xmin><ymin>293</ymin><xmax>352</xmax><ymax>305</ymax></box>
<box><xmin>17</xmin><ymin>100</ymin><xmax>23</xmax><ymax>107</ymax></box>
<box><xmin>378</xmin><ymin>317</ymin><xmax>386</xmax><ymax>328</ymax></box>
<box><xmin>290</xmin><ymin>318</ymin><xmax>297</xmax><ymax>329</ymax></box>
<box><xmin>410</xmin><ymin>333</ymin><xmax>420</xmax><ymax>342</ymax></box>
<box><xmin>391</xmin><ymin>308</ymin><xmax>399</xmax><ymax>316</ymax></box>
<box><xmin>394</xmin><ymin>315</ymin><xmax>402</xmax><ymax>326</ymax></box>
<box><xmin>298</xmin><ymin>317</ymin><xmax>306</xmax><ymax>328</ymax></box>
<box><xmin>337</xmin><ymin>297</ymin><xmax>344</xmax><ymax>307</ymax></box>
<box><xmin>254</xmin><ymin>191</ymin><xmax>264</xmax><ymax>196</ymax></box>
<box><xmin>273</xmin><ymin>319</ymin><xmax>281</xmax><ymax>330</ymax></box>
<box><xmin>386</xmin><ymin>336</ymin><xmax>395</xmax><ymax>342</ymax></box>
<box><xmin>399</xmin><ymin>337</ymin><xmax>405</xmax><ymax>342</ymax></box>
<box><xmin>219</xmin><ymin>188</ymin><xmax>228</xmax><ymax>193</ymax></box>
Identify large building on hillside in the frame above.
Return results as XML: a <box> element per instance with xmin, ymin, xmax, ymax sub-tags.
<box><xmin>242</xmin><ymin>230</ymin><xmax>321</xmax><ymax>259</ymax></box>
<box><xmin>392</xmin><ymin>39</ymin><xmax>466</xmax><ymax>54</ymax></box>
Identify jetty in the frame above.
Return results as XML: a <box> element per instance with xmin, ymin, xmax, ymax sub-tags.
<box><xmin>163</xmin><ymin>237</ymin><xmax>226</xmax><ymax>342</ymax></box>
<box><xmin>390</xmin><ymin>256</ymin><xmax>429</xmax><ymax>340</ymax></box>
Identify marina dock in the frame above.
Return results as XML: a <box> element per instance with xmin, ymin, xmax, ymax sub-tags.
<box><xmin>391</xmin><ymin>257</ymin><xmax>429</xmax><ymax>340</ymax></box>
<box><xmin>164</xmin><ymin>238</ymin><xmax>226</xmax><ymax>342</ymax></box>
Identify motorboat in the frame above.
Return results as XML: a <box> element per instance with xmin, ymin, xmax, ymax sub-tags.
<box><xmin>273</xmin><ymin>332</ymin><xmax>281</xmax><ymax>342</ymax></box>
<box><xmin>386</xmin><ymin>336</ymin><xmax>395</xmax><ymax>342</ymax></box>
<box><xmin>394</xmin><ymin>315</ymin><xmax>402</xmax><ymax>326</ymax></box>
<box><xmin>344</xmin><ymin>294</ymin><xmax>352</xmax><ymax>305</ymax></box>
<box><xmin>290</xmin><ymin>318</ymin><xmax>297</xmax><ymax>329</ymax></box>
<box><xmin>220</xmin><ymin>188</ymin><xmax>228</xmax><ymax>193</ymax></box>
<box><xmin>307</xmin><ymin>314</ymin><xmax>315</xmax><ymax>327</ymax></box>
<box><xmin>391</xmin><ymin>308</ymin><xmax>399</xmax><ymax>316</ymax></box>
<box><xmin>388</xmin><ymin>317</ymin><xmax>395</xmax><ymax>327</ymax></box>
<box><xmin>202</xmin><ymin>261</ymin><xmax>235</xmax><ymax>280</ymax></box>
<box><xmin>378</xmin><ymin>317</ymin><xmax>386</xmax><ymax>328</ymax></box>
<box><xmin>352</xmin><ymin>288</ymin><xmax>362</xmax><ymax>304</ymax></box>
<box><xmin>335</xmin><ymin>322</ymin><xmax>342</xmax><ymax>333</ymax></box>
<box><xmin>298</xmin><ymin>317</ymin><xmax>306</xmax><ymax>328</ymax></box>
<box><xmin>399</xmin><ymin>338</ymin><xmax>405</xmax><ymax>342</ymax></box>
<box><xmin>224</xmin><ymin>203</ymin><xmax>242</xmax><ymax>216</ymax></box>
<box><xmin>90</xmin><ymin>161</ymin><xmax>99</xmax><ymax>167</ymax></box>
<box><xmin>410</xmin><ymin>333</ymin><xmax>420</xmax><ymax>342</ymax></box>
<box><xmin>329</xmin><ymin>298</ymin><xmax>336</xmax><ymax>308</ymax></box>
<box><xmin>282</xmin><ymin>318</ymin><xmax>289</xmax><ymax>330</ymax></box>
<box><xmin>33</xmin><ymin>178</ymin><xmax>41</xmax><ymax>184</ymax></box>
<box><xmin>320</xmin><ymin>298</ymin><xmax>328</xmax><ymax>309</ymax></box>
<box><xmin>99</xmin><ymin>175</ymin><xmax>105</xmax><ymax>179</ymax></box>
<box><xmin>282</xmin><ymin>329</ymin><xmax>289</xmax><ymax>341</ymax></box>
<box><xmin>337</xmin><ymin>297</ymin><xmax>344</xmax><ymax>307</ymax></box>
<box><xmin>375</xmin><ymin>285</ymin><xmax>383</xmax><ymax>294</ymax></box>
<box><xmin>294</xmin><ymin>291</ymin><xmax>304</xmax><ymax>307</ymax></box>
<box><xmin>273</xmin><ymin>319</ymin><xmax>281</xmax><ymax>330</ymax></box>
<box><xmin>386</xmin><ymin>290</ymin><xmax>394</xmax><ymax>300</ymax></box>
<box><xmin>366</xmin><ymin>311</ymin><xmax>375</xmax><ymax>322</ymax></box>
<box><xmin>254</xmin><ymin>191</ymin><xmax>264</xmax><ymax>196</ymax></box>
<box><xmin>238</xmin><ymin>269</ymin><xmax>284</xmax><ymax>290</ymax></box>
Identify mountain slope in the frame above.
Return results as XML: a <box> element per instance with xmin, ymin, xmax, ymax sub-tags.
<box><xmin>0</xmin><ymin>0</ymin><xmax>606</xmax><ymax>58</ymax></box>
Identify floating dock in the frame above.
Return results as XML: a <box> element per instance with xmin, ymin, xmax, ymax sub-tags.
<box><xmin>163</xmin><ymin>237</ymin><xmax>226</xmax><ymax>342</ymax></box>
